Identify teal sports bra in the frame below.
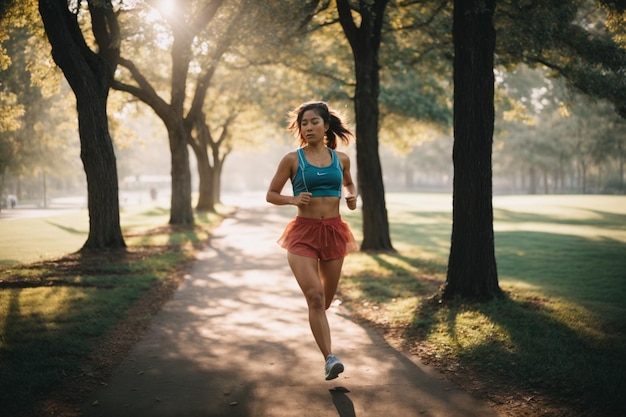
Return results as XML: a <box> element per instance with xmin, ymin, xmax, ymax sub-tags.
<box><xmin>292</xmin><ymin>148</ymin><xmax>343</xmax><ymax>197</ymax></box>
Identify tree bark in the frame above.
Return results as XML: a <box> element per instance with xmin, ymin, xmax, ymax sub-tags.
<box><xmin>337</xmin><ymin>0</ymin><xmax>394</xmax><ymax>252</ymax></box>
<box><xmin>191</xmin><ymin>128</ymin><xmax>215</xmax><ymax>212</ymax></box>
<box><xmin>212</xmin><ymin>156</ymin><xmax>224</xmax><ymax>205</ymax></box>
<box><xmin>166</xmin><ymin>12</ymin><xmax>195</xmax><ymax>225</ymax></box>
<box><xmin>354</xmin><ymin>55</ymin><xmax>393</xmax><ymax>251</ymax></box>
<box><xmin>167</xmin><ymin>124</ymin><xmax>194</xmax><ymax>224</ymax></box>
<box><xmin>189</xmin><ymin>113</ymin><xmax>216</xmax><ymax>212</ymax></box>
<box><xmin>39</xmin><ymin>0</ymin><xmax>125</xmax><ymax>250</ymax></box>
<box><xmin>443</xmin><ymin>0</ymin><xmax>501</xmax><ymax>301</ymax></box>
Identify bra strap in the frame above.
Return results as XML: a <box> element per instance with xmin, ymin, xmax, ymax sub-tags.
<box><xmin>297</xmin><ymin>148</ymin><xmax>308</xmax><ymax>193</ymax></box>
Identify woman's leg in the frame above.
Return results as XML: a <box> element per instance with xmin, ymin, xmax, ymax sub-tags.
<box><xmin>318</xmin><ymin>257</ymin><xmax>344</xmax><ymax>310</ymax></box>
<box><xmin>317</xmin><ymin>257</ymin><xmax>346</xmax><ymax>380</ymax></box>
<box><xmin>288</xmin><ymin>252</ymin><xmax>332</xmax><ymax>358</ymax></box>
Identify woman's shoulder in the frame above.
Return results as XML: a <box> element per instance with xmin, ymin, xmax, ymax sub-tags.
<box><xmin>276</xmin><ymin>149</ymin><xmax>300</xmax><ymax>169</ymax></box>
<box><xmin>332</xmin><ymin>148</ymin><xmax>349</xmax><ymax>156</ymax></box>
<box><xmin>280</xmin><ymin>149</ymin><xmax>300</xmax><ymax>160</ymax></box>
<box><xmin>333</xmin><ymin>149</ymin><xmax>350</xmax><ymax>162</ymax></box>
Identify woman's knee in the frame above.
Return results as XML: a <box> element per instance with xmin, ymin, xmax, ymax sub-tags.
<box><xmin>304</xmin><ymin>289</ymin><xmax>326</xmax><ymax>310</ymax></box>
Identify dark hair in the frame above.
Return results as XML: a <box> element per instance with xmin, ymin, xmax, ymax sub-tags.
<box><xmin>287</xmin><ymin>101</ymin><xmax>354</xmax><ymax>149</ymax></box>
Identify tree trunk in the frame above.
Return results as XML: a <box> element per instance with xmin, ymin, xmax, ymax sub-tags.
<box><xmin>79</xmin><ymin>93</ymin><xmax>125</xmax><ymax>248</ymax></box>
<box><xmin>580</xmin><ymin>157</ymin><xmax>587</xmax><ymax>194</ymax></box>
<box><xmin>528</xmin><ymin>165</ymin><xmax>538</xmax><ymax>194</ymax></box>
<box><xmin>337</xmin><ymin>0</ymin><xmax>393</xmax><ymax>252</ymax></box>
<box><xmin>559</xmin><ymin>152</ymin><xmax>566</xmax><ymax>192</ymax></box>
<box><xmin>617</xmin><ymin>141</ymin><xmax>626</xmax><ymax>194</ymax></box>
<box><xmin>167</xmin><ymin>125</ymin><xmax>194</xmax><ymax>224</ymax></box>
<box><xmin>211</xmin><ymin>155</ymin><xmax>223</xmax><ymax>206</ymax></box>
<box><xmin>190</xmin><ymin>114</ymin><xmax>216</xmax><ymax>212</ymax></box>
<box><xmin>193</xmin><ymin>144</ymin><xmax>214</xmax><ymax>212</ymax></box>
<box><xmin>354</xmin><ymin>55</ymin><xmax>393</xmax><ymax>251</ymax></box>
<box><xmin>39</xmin><ymin>0</ymin><xmax>125</xmax><ymax>250</ymax></box>
<box><xmin>443</xmin><ymin>0</ymin><xmax>501</xmax><ymax>301</ymax></box>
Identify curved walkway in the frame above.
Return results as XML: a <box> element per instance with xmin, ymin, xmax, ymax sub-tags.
<box><xmin>80</xmin><ymin>201</ymin><xmax>502</xmax><ymax>417</ymax></box>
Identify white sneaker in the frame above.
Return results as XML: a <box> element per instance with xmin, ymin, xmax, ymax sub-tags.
<box><xmin>324</xmin><ymin>354</ymin><xmax>344</xmax><ymax>380</ymax></box>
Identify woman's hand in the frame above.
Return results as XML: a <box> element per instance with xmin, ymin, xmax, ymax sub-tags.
<box><xmin>293</xmin><ymin>192</ymin><xmax>312</xmax><ymax>207</ymax></box>
<box><xmin>345</xmin><ymin>194</ymin><xmax>357</xmax><ymax>210</ymax></box>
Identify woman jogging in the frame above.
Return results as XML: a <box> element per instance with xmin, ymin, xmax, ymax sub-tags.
<box><xmin>266</xmin><ymin>101</ymin><xmax>358</xmax><ymax>381</ymax></box>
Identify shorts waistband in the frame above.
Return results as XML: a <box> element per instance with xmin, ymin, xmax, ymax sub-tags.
<box><xmin>294</xmin><ymin>215</ymin><xmax>342</xmax><ymax>225</ymax></box>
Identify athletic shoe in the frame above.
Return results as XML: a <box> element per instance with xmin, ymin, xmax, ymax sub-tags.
<box><xmin>324</xmin><ymin>354</ymin><xmax>344</xmax><ymax>380</ymax></box>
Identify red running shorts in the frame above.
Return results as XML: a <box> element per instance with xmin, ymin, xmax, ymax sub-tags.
<box><xmin>278</xmin><ymin>216</ymin><xmax>358</xmax><ymax>260</ymax></box>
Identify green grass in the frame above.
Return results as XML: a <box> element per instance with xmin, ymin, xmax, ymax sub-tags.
<box><xmin>0</xmin><ymin>204</ymin><xmax>222</xmax><ymax>266</ymax></box>
<box><xmin>0</xmin><ymin>203</ymin><xmax>225</xmax><ymax>416</ymax></box>
<box><xmin>0</xmin><ymin>210</ymin><xmax>89</xmax><ymax>266</ymax></box>
<box><xmin>339</xmin><ymin>193</ymin><xmax>626</xmax><ymax>417</ymax></box>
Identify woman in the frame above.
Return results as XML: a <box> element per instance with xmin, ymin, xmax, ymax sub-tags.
<box><xmin>266</xmin><ymin>101</ymin><xmax>358</xmax><ymax>381</ymax></box>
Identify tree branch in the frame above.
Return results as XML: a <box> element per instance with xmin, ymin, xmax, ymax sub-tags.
<box><xmin>113</xmin><ymin>57</ymin><xmax>171</xmax><ymax>119</ymax></box>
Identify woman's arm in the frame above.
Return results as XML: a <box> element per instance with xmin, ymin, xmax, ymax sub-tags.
<box><xmin>266</xmin><ymin>152</ymin><xmax>312</xmax><ymax>207</ymax></box>
<box><xmin>338</xmin><ymin>152</ymin><xmax>357</xmax><ymax>210</ymax></box>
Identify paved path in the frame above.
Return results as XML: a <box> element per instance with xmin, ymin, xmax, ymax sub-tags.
<box><xmin>80</xmin><ymin>202</ymin><xmax>502</xmax><ymax>417</ymax></box>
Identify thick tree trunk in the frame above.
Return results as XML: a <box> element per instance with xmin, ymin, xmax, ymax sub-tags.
<box><xmin>39</xmin><ymin>0</ymin><xmax>125</xmax><ymax>250</ymax></box>
<box><xmin>161</xmin><ymin>1</ymin><xmax>200</xmax><ymax>225</ymax></box>
<box><xmin>79</xmin><ymin>93</ymin><xmax>125</xmax><ymax>249</ymax></box>
<box><xmin>167</xmin><ymin>125</ymin><xmax>194</xmax><ymax>224</ymax></box>
<box><xmin>337</xmin><ymin>0</ymin><xmax>393</xmax><ymax>252</ymax></box>
<box><xmin>443</xmin><ymin>0</ymin><xmax>501</xmax><ymax>301</ymax></box>
<box><xmin>354</xmin><ymin>56</ymin><xmax>393</xmax><ymax>251</ymax></box>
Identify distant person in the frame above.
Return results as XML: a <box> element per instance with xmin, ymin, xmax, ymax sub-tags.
<box><xmin>266</xmin><ymin>101</ymin><xmax>358</xmax><ymax>381</ymax></box>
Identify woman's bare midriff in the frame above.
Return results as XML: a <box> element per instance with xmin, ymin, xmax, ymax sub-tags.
<box><xmin>297</xmin><ymin>196</ymin><xmax>341</xmax><ymax>219</ymax></box>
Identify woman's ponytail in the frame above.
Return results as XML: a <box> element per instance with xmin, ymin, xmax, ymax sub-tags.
<box><xmin>326</xmin><ymin>112</ymin><xmax>353</xmax><ymax>150</ymax></box>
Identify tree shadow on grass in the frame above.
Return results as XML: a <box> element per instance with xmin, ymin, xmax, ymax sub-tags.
<box><xmin>493</xmin><ymin>207</ymin><xmax>626</xmax><ymax>230</ymax></box>
<box><xmin>347</xmin><ymin>246</ymin><xmax>625</xmax><ymax>417</ymax></box>
<box><xmin>45</xmin><ymin>220</ymin><xmax>88</xmax><ymax>235</ymax></box>
<box><xmin>494</xmin><ymin>230</ymin><xmax>626</xmax><ymax>310</ymax></box>
<box><xmin>0</xmin><ymin>248</ymin><xmax>182</xmax><ymax>416</ymax></box>
<box><xmin>410</xmin><ymin>293</ymin><xmax>626</xmax><ymax>417</ymax></box>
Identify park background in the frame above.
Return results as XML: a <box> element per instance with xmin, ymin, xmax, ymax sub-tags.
<box><xmin>1</xmin><ymin>1</ymin><xmax>625</xmax><ymax>417</ymax></box>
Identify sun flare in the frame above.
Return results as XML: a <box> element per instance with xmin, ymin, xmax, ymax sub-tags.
<box><xmin>157</xmin><ymin>0</ymin><xmax>175</xmax><ymax>14</ymax></box>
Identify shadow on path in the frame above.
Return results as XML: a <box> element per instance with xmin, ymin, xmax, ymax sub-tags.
<box><xmin>80</xmin><ymin>203</ymin><xmax>502</xmax><ymax>417</ymax></box>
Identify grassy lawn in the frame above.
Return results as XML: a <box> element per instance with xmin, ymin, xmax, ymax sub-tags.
<box><xmin>0</xmin><ymin>203</ymin><xmax>222</xmax><ymax>266</ymax></box>
<box><xmin>0</xmin><ymin>203</ymin><xmax>225</xmax><ymax>416</ymax></box>
<box><xmin>340</xmin><ymin>193</ymin><xmax>626</xmax><ymax>417</ymax></box>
